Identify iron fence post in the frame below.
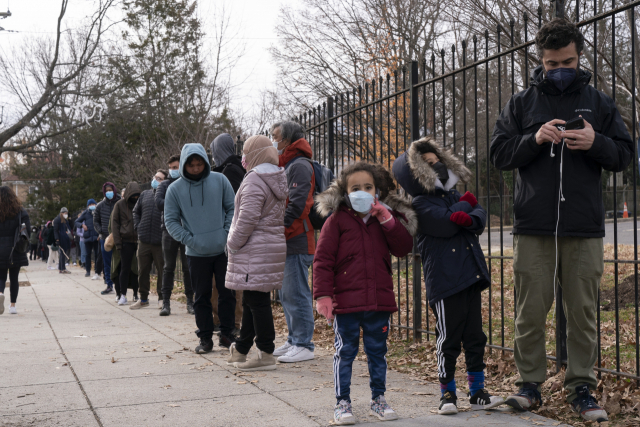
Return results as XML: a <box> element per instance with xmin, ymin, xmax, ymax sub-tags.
<box><xmin>327</xmin><ymin>97</ymin><xmax>335</xmax><ymax>172</ymax></box>
<box><xmin>409</xmin><ymin>60</ymin><xmax>422</xmax><ymax>343</ymax></box>
<box><xmin>554</xmin><ymin>0</ymin><xmax>566</xmax><ymax>18</ymax></box>
<box><xmin>556</xmin><ymin>287</ymin><xmax>568</xmax><ymax>372</ymax></box>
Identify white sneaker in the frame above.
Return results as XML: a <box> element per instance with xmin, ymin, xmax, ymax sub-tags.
<box><xmin>277</xmin><ymin>345</ymin><xmax>314</xmax><ymax>363</ymax></box>
<box><xmin>47</xmin><ymin>266</ymin><xmax>55</xmax><ymax>270</ymax></box>
<box><xmin>0</xmin><ymin>294</ymin><xmax>4</xmax><ymax>315</ymax></box>
<box><xmin>273</xmin><ymin>341</ymin><xmax>294</xmax><ymax>357</ymax></box>
<box><xmin>73</xmin><ymin>262</ymin><xmax>77</xmax><ymax>266</ymax></box>
<box><xmin>91</xmin><ymin>274</ymin><xmax>100</xmax><ymax>280</ymax></box>
<box><xmin>118</xmin><ymin>295</ymin><xmax>128</xmax><ymax>305</ymax></box>
<box><xmin>9</xmin><ymin>306</ymin><xmax>17</xmax><ymax>314</ymax></box>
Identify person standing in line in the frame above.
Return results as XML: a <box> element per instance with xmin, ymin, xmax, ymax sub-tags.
<box><xmin>45</xmin><ymin>221</ymin><xmax>58</xmax><ymax>270</ymax></box>
<box><xmin>131</xmin><ymin>170</ymin><xmax>167</xmax><ymax>309</ymax></box>
<box><xmin>29</xmin><ymin>226</ymin><xmax>39</xmax><ymax>260</ymax></box>
<box><xmin>94</xmin><ymin>182</ymin><xmax>121</xmax><ymax>294</ymax></box>
<box><xmin>164</xmin><ymin>144</ymin><xmax>236</xmax><ymax>353</ymax></box>
<box><xmin>270</xmin><ymin>121</ymin><xmax>316</xmax><ymax>363</ymax></box>
<box><xmin>225</xmin><ymin>135</ymin><xmax>287</xmax><ymax>371</ymax></box>
<box><xmin>211</xmin><ymin>133</ymin><xmax>246</xmax><ymax>335</ymax></box>
<box><xmin>53</xmin><ymin>207</ymin><xmax>72</xmax><ymax>274</ymax></box>
<box><xmin>111</xmin><ymin>182</ymin><xmax>141</xmax><ymax>306</ymax></box>
<box><xmin>155</xmin><ymin>155</ymin><xmax>195</xmax><ymax>314</ymax></box>
<box><xmin>77</xmin><ymin>199</ymin><xmax>100</xmax><ymax>279</ymax></box>
<box><xmin>0</xmin><ymin>186</ymin><xmax>31</xmax><ymax>315</ymax></box>
<box><xmin>38</xmin><ymin>225</ymin><xmax>48</xmax><ymax>263</ymax></box>
<box><xmin>76</xmin><ymin>213</ymin><xmax>85</xmax><ymax>269</ymax></box>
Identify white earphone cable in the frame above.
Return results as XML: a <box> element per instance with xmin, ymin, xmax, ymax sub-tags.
<box><xmin>552</xmin><ymin>139</ymin><xmax>566</xmax><ymax>322</ymax></box>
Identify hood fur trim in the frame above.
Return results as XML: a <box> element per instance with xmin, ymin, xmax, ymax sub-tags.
<box><xmin>315</xmin><ymin>182</ymin><xmax>418</xmax><ymax>236</ymax></box>
<box><xmin>406</xmin><ymin>137</ymin><xmax>471</xmax><ymax>192</ymax></box>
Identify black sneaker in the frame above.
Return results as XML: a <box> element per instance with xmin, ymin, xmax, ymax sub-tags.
<box><xmin>100</xmin><ymin>286</ymin><xmax>113</xmax><ymax>295</ymax></box>
<box><xmin>469</xmin><ymin>389</ymin><xmax>505</xmax><ymax>410</ymax></box>
<box><xmin>571</xmin><ymin>384</ymin><xmax>608</xmax><ymax>422</ymax></box>
<box><xmin>438</xmin><ymin>391</ymin><xmax>458</xmax><ymax>415</ymax></box>
<box><xmin>219</xmin><ymin>334</ymin><xmax>236</xmax><ymax>349</ymax></box>
<box><xmin>186</xmin><ymin>296</ymin><xmax>195</xmax><ymax>315</ymax></box>
<box><xmin>133</xmin><ymin>294</ymin><xmax>139</xmax><ymax>303</ymax></box>
<box><xmin>195</xmin><ymin>337</ymin><xmax>214</xmax><ymax>354</ymax></box>
<box><xmin>85</xmin><ymin>272</ymin><xmax>90</xmax><ymax>277</ymax></box>
<box><xmin>159</xmin><ymin>302</ymin><xmax>171</xmax><ymax>316</ymax></box>
<box><xmin>505</xmin><ymin>383</ymin><xmax>541</xmax><ymax>411</ymax></box>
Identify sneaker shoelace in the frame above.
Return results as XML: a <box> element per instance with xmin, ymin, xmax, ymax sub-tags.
<box><xmin>519</xmin><ymin>387</ymin><xmax>541</xmax><ymax>402</ymax></box>
<box><xmin>335</xmin><ymin>401</ymin><xmax>352</xmax><ymax>418</ymax></box>
<box><xmin>576</xmin><ymin>394</ymin><xmax>600</xmax><ymax>411</ymax></box>
<box><xmin>372</xmin><ymin>397</ymin><xmax>391</xmax><ymax>413</ymax></box>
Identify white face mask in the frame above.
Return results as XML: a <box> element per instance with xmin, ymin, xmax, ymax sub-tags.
<box><xmin>63</xmin><ymin>214</ymin><xmax>68</xmax><ymax>219</ymax></box>
<box><xmin>348</xmin><ymin>191</ymin><xmax>375</xmax><ymax>214</ymax></box>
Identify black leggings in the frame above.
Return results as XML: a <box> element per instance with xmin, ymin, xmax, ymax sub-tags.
<box><xmin>0</xmin><ymin>266</ymin><xmax>20</xmax><ymax>303</ymax></box>
<box><xmin>118</xmin><ymin>242</ymin><xmax>137</xmax><ymax>296</ymax></box>
<box><xmin>29</xmin><ymin>244</ymin><xmax>38</xmax><ymax>260</ymax></box>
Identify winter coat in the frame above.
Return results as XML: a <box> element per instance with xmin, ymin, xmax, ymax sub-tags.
<box><xmin>29</xmin><ymin>230</ymin><xmax>39</xmax><ymax>246</ymax></box>
<box><xmin>0</xmin><ymin>208</ymin><xmax>31</xmax><ymax>269</ymax></box>
<box><xmin>312</xmin><ymin>184</ymin><xmax>417</xmax><ymax>314</ymax></box>
<box><xmin>133</xmin><ymin>189</ymin><xmax>163</xmax><ymax>246</ymax></box>
<box><xmin>53</xmin><ymin>214</ymin><xmax>72</xmax><ymax>248</ymax></box>
<box><xmin>490</xmin><ymin>66</ymin><xmax>633</xmax><ymax>238</ymax></box>
<box><xmin>393</xmin><ymin>138</ymin><xmax>490</xmax><ymax>305</ymax></box>
<box><xmin>107</xmin><ymin>217</ymin><xmax>139</xmax><ymax>289</ymax></box>
<box><xmin>45</xmin><ymin>226</ymin><xmax>56</xmax><ymax>246</ymax></box>
<box><xmin>225</xmin><ymin>164</ymin><xmax>289</xmax><ymax>292</ymax></box>
<box><xmin>278</xmin><ymin>138</ymin><xmax>316</xmax><ymax>255</ymax></box>
<box><xmin>111</xmin><ymin>182</ymin><xmax>141</xmax><ymax>248</ymax></box>
<box><xmin>93</xmin><ymin>182</ymin><xmax>121</xmax><ymax>238</ymax></box>
<box><xmin>164</xmin><ymin>143</ymin><xmax>235</xmax><ymax>257</ymax></box>
<box><xmin>155</xmin><ymin>176</ymin><xmax>178</xmax><ymax>231</ymax></box>
<box><xmin>76</xmin><ymin>209</ymin><xmax>99</xmax><ymax>242</ymax></box>
<box><xmin>212</xmin><ymin>155</ymin><xmax>246</xmax><ymax>194</ymax></box>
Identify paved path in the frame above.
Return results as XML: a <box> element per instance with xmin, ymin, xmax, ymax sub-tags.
<box><xmin>1</xmin><ymin>262</ymin><xmax>568</xmax><ymax>427</ymax></box>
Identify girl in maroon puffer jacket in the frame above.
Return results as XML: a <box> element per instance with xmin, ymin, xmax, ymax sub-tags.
<box><xmin>313</xmin><ymin>161</ymin><xmax>417</xmax><ymax>425</ymax></box>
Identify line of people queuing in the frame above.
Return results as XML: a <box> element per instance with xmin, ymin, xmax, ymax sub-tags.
<box><xmin>0</xmin><ymin>18</ymin><xmax>633</xmax><ymax>426</ymax></box>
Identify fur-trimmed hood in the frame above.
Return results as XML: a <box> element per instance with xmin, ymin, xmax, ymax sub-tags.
<box><xmin>392</xmin><ymin>137</ymin><xmax>471</xmax><ymax>196</ymax></box>
<box><xmin>315</xmin><ymin>181</ymin><xmax>418</xmax><ymax>236</ymax></box>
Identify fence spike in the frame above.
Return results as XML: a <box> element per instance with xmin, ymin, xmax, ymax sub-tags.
<box><xmin>524</xmin><ymin>11</ymin><xmax>529</xmax><ymax>21</ymax></box>
<box><xmin>452</xmin><ymin>44</ymin><xmax>456</xmax><ymax>53</ymax></box>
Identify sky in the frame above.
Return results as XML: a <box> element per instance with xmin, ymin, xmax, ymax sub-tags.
<box><xmin>0</xmin><ymin>0</ymin><xmax>293</xmax><ymax>127</ymax></box>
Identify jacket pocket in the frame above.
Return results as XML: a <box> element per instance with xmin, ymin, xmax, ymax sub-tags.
<box><xmin>384</xmin><ymin>257</ymin><xmax>393</xmax><ymax>276</ymax></box>
<box><xmin>334</xmin><ymin>255</ymin><xmax>354</xmax><ymax>276</ymax></box>
<box><xmin>190</xmin><ymin>227</ymin><xmax>228</xmax><ymax>254</ymax></box>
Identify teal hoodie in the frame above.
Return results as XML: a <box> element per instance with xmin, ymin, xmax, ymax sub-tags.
<box><xmin>164</xmin><ymin>143</ymin><xmax>235</xmax><ymax>257</ymax></box>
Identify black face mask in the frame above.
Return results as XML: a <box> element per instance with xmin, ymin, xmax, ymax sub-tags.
<box><xmin>184</xmin><ymin>169</ymin><xmax>205</xmax><ymax>182</ymax></box>
<box><xmin>432</xmin><ymin>162</ymin><xmax>449</xmax><ymax>185</ymax></box>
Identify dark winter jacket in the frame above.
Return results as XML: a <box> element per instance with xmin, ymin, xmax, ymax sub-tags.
<box><xmin>111</xmin><ymin>182</ymin><xmax>141</xmax><ymax>248</ymax></box>
<box><xmin>53</xmin><ymin>214</ymin><xmax>72</xmax><ymax>248</ymax></box>
<box><xmin>75</xmin><ymin>209</ymin><xmax>99</xmax><ymax>242</ymax></box>
<box><xmin>393</xmin><ymin>138</ymin><xmax>490</xmax><ymax>305</ymax></box>
<box><xmin>133</xmin><ymin>189</ymin><xmax>163</xmax><ymax>246</ymax></box>
<box><xmin>45</xmin><ymin>225</ymin><xmax>56</xmax><ymax>246</ymax></box>
<box><xmin>279</xmin><ymin>138</ymin><xmax>316</xmax><ymax>255</ymax></box>
<box><xmin>312</xmin><ymin>184</ymin><xmax>417</xmax><ymax>314</ymax></box>
<box><xmin>155</xmin><ymin>176</ymin><xmax>179</xmax><ymax>231</ymax></box>
<box><xmin>490</xmin><ymin>66</ymin><xmax>633</xmax><ymax>238</ymax></box>
<box><xmin>212</xmin><ymin>155</ymin><xmax>246</xmax><ymax>194</ymax></box>
<box><xmin>0</xmin><ymin>208</ymin><xmax>31</xmax><ymax>269</ymax></box>
<box><xmin>93</xmin><ymin>182</ymin><xmax>121</xmax><ymax>238</ymax></box>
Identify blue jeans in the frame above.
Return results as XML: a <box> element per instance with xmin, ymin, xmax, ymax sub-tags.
<box><xmin>80</xmin><ymin>241</ymin><xmax>86</xmax><ymax>265</ymax></box>
<box><xmin>278</xmin><ymin>254</ymin><xmax>315</xmax><ymax>351</ymax></box>
<box><xmin>100</xmin><ymin>239</ymin><xmax>113</xmax><ymax>287</ymax></box>
<box><xmin>333</xmin><ymin>311</ymin><xmax>391</xmax><ymax>403</ymax></box>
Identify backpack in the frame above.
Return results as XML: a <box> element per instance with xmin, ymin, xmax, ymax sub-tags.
<box><xmin>286</xmin><ymin>157</ymin><xmax>335</xmax><ymax>230</ymax></box>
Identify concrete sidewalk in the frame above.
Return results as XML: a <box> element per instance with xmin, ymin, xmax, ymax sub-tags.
<box><xmin>0</xmin><ymin>262</ymin><xmax>568</xmax><ymax>427</ymax></box>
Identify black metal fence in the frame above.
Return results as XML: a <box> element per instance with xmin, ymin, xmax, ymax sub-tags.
<box><xmin>285</xmin><ymin>0</ymin><xmax>640</xmax><ymax>380</ymax></box>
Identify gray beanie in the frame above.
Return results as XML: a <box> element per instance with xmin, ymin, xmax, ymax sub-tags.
<box><xmin>60</xmin><ymin>207</ymin><xmax>68</xmax><ymax>213</ymax></box>
<box><xmin>210</xmin><ymin>133</ymin><xmax>236</xmax><ymax>167</ymax></box>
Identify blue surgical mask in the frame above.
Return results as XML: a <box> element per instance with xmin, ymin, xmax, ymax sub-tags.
<box><xmin>89</xmin><ymin>205</ymin><xmax>96</xmax><ymax>211</ymax></box>
<box><xmin>151</xmin><ymin>179</ymin><xmax>159</xmax><ymax>189</ymax></box>
<box><xmin>105</xmin><ymin>191</ymin><xmax>114</xmax><ymax>200</ymax></box>
<box><xmin>169</xmin><ymin>169</ymin><xmax>180</xmax><ymax>179</ymax></box>
<box><xmin>546</xmin><ymin>67</ymin><xmax>577</xmax><ymax>92</ymax></box>
<box><xmin>348</xmin><ymin>191</ymin><xmax>375</xmax><ymax>214</ymax></box>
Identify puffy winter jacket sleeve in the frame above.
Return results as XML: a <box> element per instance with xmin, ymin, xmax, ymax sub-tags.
<box><xmin>93</xmin><ymin>202</ymin><xmax>103</xmax><ymax>236</ymax></box>
<box><xmin>413</xmin><ymin>197</ymin><xmax>474</xmax><ymax>238</ymax></box>
<box><xmin>227</xmin><ymin>176</ymin><xmax>265</xmax><ymax>252</ymax></box>
<box><xmin>133</xmin><ymin>192</ymin><xmax>143</xmax><ymax>231</ymax></box>
<box><xmin>111</xmin><ymin>202</ymin><xmax>123</xmax><ymax>248</ymax></box>
<box><xmin>155</xmin><ymin>179</ymin><xmax>170</xmax><ymax>212</ymax></box>
<box><xmin>585</xmin><ymin>96</ymin><xmax>633</xmax><ymax>172</ymax></box>
<box><xmin>222</xmin><ymin>177</ymin><xmax>235</xmax><ymax>234</ymax></box>
<box><xmin>466</xmin><ymin>203</ymin><xmax>487</xmax><ymax>235</ymax></box>
<box><xmin>284</xmin><ymin>160</ymin><xmax>313</xmax><ymax>228</ymax></box>
<box><xmin>381</xmin><ymin>212</ymin><xmax>414</xmax><ymax>258</ymax></box>
<box><xmin>312</xmin><ymin>213</ymin><xmax>340</xmax><ymax>300</ymax></box>
<box><xmin>490</xmin><ymin>97</ymin><xmax>544</xmax><ymax>171</ymax></box>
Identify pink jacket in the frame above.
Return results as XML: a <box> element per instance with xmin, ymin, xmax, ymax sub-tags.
<box><xmin>225</xmin><ymin>165</ymin><xmax>289</xmax><ymax>291</ymax></box>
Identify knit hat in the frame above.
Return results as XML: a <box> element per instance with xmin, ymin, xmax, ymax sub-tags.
<box><xmin>87</xmin><ymin>198</ymin><xmax>96</xmax><ymax>206</ymax></box>
<box><xmin>243</xmin><ymin>135</ymin><xmax>279</xmax><ymax>170</ymax></box>
<box><xmin>210</xmin><ymin>133</ymin><xmax>236</xmax><ymax>167</ymax></box>
<box><xmin>60</xmin><ymin>207</ymin><xmax>68</xmax><ymax>213</ymax></box>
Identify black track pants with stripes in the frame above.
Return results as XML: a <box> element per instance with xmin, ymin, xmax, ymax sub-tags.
<box><xmin>430</xmin><ymin>285</ymin><xmax>487</xmax><ymax>385</ymax></box>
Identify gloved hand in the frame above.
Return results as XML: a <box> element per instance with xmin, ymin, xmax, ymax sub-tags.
<box><xmin>370</xmin><ymin>199</ymin><xmax>395</xmax><ymax>228</ymax></box>
<box><xmin>459</xmin><ymin>191</ymin><xmax>478</xmax><ymax>207</ymax></box>
<box><xmin>450</xmin><ymin>211</ymin><xmax>472</xmax><ymax>227</ymax></box>
<box><xmin>316</xmin><ymin>297</ymin><xmax>334</xmax><ymax>320</ymax></box>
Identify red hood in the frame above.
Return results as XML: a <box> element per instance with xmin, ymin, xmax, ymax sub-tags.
<box><xmin>279</xmin><ymin>138</ymin><xmax>313</xmax><ymax>167</ymax></box>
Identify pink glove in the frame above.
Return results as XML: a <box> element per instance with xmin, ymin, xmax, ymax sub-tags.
<box><xmin>370</xmin><ymin>200</ymin><xmax>396</xmax><ymax>229</ymax></box>
<box><xmin>316</xmin><ymin>297</ymin><xmax>334</xmax><ymax>320</ymax></box>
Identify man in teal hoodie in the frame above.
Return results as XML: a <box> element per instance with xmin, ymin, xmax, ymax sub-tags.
<box><xmin>164</xmin><ymin>143</ymin><xmax>236</xmax><ymax>353</ymax></box>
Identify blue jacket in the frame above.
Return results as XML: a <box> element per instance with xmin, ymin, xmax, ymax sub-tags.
<box><xmin>393</xmin><ymin>138</ymin><xmax>490</xmax><ymax>305</ymax></box>
<box><xmin>164</xmin><ymin>143</ymin><xmax>235</xmax><ymax>257</ymax></box>
<box><xmin>75</xmin><ymin>209</ymin><xmax>99</xmax><ymax>242</ymax></box>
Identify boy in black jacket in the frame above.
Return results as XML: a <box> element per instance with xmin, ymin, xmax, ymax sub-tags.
<box><xmin>393</xmin><ymin>137</ymin><xmax>504</xmax><ymax>415</ymax></box>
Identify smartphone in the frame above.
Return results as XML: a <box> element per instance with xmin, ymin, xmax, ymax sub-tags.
<box><xmin>551</xmin><ymin>117</ymin><xmax>585</xmax><ymax>157</ymax></box>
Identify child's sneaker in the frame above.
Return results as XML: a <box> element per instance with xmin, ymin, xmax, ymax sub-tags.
<box><xmin>505</xmin><ymin>382</ymin><xmax>541</xmax><ymax>411</ymax></box>
<box><xmin>469</xmin><ymin>389</ymin><xmax>505</xmax><ymax>410</ymax></box>
<box><xmin>438</xmin><ymin>391</ymin><xmax>458</xmax><ymax>415</ymax></box>
<box><xmin>571</xmin><ymin>384</ymin><xmax>608</xmax><ymax>422</ymax></box>
<box><xmin>334</xmin><ymin>399</ymin><xmax>356</xmax><ymax>425</ymax></box>
<box><xmin>370</xmin><ymin>395</ymin><xmax>398</xmax><ymax>421</ymax></box>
